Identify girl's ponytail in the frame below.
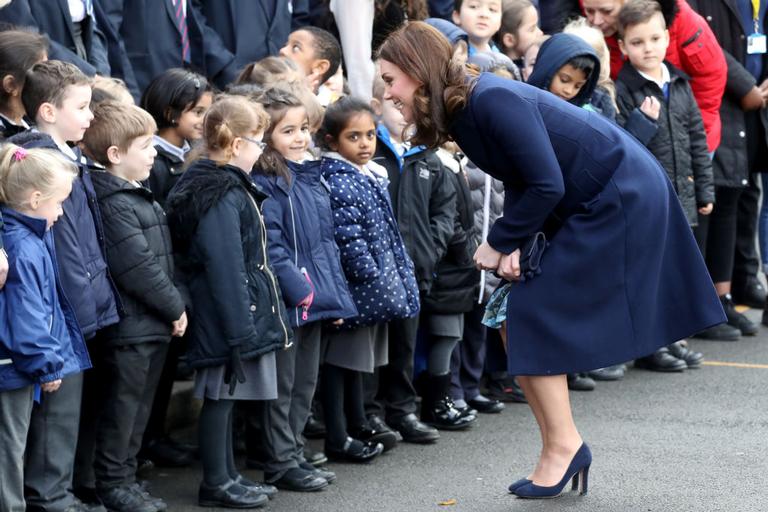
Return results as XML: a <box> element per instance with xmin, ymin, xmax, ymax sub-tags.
<box><xmin>0</xmin><ymin>144</ymin><xmax>76</xmax><ymax>208</ymax></box>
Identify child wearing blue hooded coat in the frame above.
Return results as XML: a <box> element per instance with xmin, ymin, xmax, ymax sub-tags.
<box><xmin>527</xmin><ymin>32</ymin><xmax>616</xmax><ymax>121</ymax></box>
<box><xmin>0</xmin><ymin>145</ymin><xmax>87</xmax><ymax>512</ymax></box>
<box><xmin>251</xmin><ymin>86</ymin><xmax>359</xmax><ymax>491</ymax></box>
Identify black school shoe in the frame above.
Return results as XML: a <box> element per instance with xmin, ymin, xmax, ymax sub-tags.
<box><xmin>198</xmin><ymin>480</ymin><xmax>268</xmax><ymax>508</ymax></box>
<box><xmin>299</xmin><ymin>461</ymin><xmax>337</xmax><ymax>484</ymax></box>
<box><xmin>349</xmin><ymin>425</ymin><xmax>399</xmax><ymax>453</ymax></box>
<box><xmin>732</xmin><ymin>276</ymin><xmax>767</xmax><ymax>309</ymax></box>
<box><xmin>389</xmin><ymin>413</ymin><xmax>440</xmax><ymax>443</ymax></box>
<box><xmin>667</xmin><ymin>341</ymin><xmax>703</xmax><ymax>369</ymax></box>
<box><xmin>304</xmin><ymin>414</ymin><xmax>327</xmax><ymax>439</ymax></box>
<box><xmin>368</xmin><ymin>414</ymin><xmax>403</xmax><ymax>442</ymax></box>
<box><xmin>693</xmin><ymin>323</ymin><xmax>741</xmax><ymax>341</ymax></box>
<box><xmin>97</xmin><ymin>486</ymin><xmax>159</xmax><ymax>512</ymax></box>
<box><xmin>634</xmin><ymin>347</ymin><xmax>686</xmax><ymax>372</ymax></box>
<box><xmin>325</xmin><ymin>437</ymin><xmax>384</xmax><ymax>463</ymax></box>
<box><xmin>722</xmin><ymin>293</ymin><xmax>759</xmax><ymax>336</ymax></box>
<box><xmin>587</xmin><ymin>364</ymin><xmax>626</xmax><ymax>381</ymax></box>
<box><xmin>467</xmin><ymin>397</ymin><xmax>505</xmax><ymax>414</ymax></box>
<box><xmin>267</xmin><ymin>467</ymin><xmax>328</xmax><ymax>492</ymax></box>
<box><xmin>567</xmin><ymin>373</ymin><xmax>596</xmax><ymax>391</ymax></box>
<box><xmin>485</xmin><ymin>375</ymin><xmax>527</xmax><ymax>403</ymax></box>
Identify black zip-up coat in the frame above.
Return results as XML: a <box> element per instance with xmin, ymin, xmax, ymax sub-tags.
<box><xmin>91</xmin><ymin>171</ymin><xmax>185</xmax><ymax>345</ymax></box>
<box><xmin>145</xmin><ymin>144</ymin><xmax>185</xmax><ymax>209</ymax></box>
<box><xmin>616</xmin><ymin>62</ymin><xmax>715</xmax><ymax>225</ymax></box>
<box><xmin>422</xmin><ymin>152</ymin><xmax>480</xmax><ymax>314</ymax></box>
<box><xmin>373</xmin><ymin>127</ymin><xmax>457</xmax><ymax>294</ymax></box>
<box><xmin>689</xmin><ymin>0</ymin><xmax>768</xmax><ymax>186</ymax></box>
<box><xmin>166</xmin><ymin>159</ymin><xmax>292</xmax><ymax>369</ymax></box>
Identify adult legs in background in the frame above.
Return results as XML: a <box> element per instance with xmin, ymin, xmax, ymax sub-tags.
<box><xmin>732</xmin><ymin>172</ymin><xmax>764</xmax><ymax>307</ymax></box>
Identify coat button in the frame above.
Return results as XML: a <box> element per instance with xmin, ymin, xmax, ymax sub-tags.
<box><xmin>741</xmin><ymin>34</ymin><xmax>746</xmax><ymax>40</ymax></box>
<box><xmin>706</xmin><ymin>15</ymin><xmax>712</xmax><ymax>21</ymax></box>
<box><xmin>250</xmin><ymin>305</ymin><xmax>257</xmax><ymax>312</ymax></box>
<box><xmin>739</xmin><ymin>131</ymin><xmax>746</xmax><ymax>138</ymax></box>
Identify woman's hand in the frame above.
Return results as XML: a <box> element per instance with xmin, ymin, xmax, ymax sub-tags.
<box><xmin>474</xmin><ymin>242</ymin><xmax>502</xmax><ymax>272</ymax></box>
<box><xmin>498</xmin><ymin>249</ymin><xmax>522</xmax><ymax>281</ymax></box>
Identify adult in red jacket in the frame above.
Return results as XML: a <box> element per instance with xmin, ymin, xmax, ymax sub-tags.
<box><xmin>581</xmin><ymin>0</ymin><xmax>726</xmax><ymax>153</ymax></box>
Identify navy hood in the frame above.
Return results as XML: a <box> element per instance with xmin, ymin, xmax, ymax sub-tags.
<box><xmin>527</xmin><ymin>33</ymin><xmax>600</xmax><ymax>107</ymax></box>
<box><xmin>425</xmin><ymin>18</ymin><xmax>468</xmax><ymax>46</ymax></box>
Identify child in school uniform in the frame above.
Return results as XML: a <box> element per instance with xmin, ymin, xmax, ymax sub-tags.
<box><xmin>494</xmin><ymin>0</ymin><xmax>543</xmax><ymax>63</ymax></box>
<box><xmin>614</xmin><ymin>0</ymin><xmax>710</xmax><ymax>372</ymax></box>
<box><xmin>451</xmin><ymin>0</ymin><xmax>503</xmax><ymax>55</ymax></box>
<box><xmin>81</xmin><ymin>101</ymin><xmax>189</xmax><ymax>512</ymax></box>
<box><xmin>136</xmin><ymin>68</ymin><xmax>213</xmax><ymax>469</ymax></box>
<box><xmin>0</xmin><ymin>30</ymin><xmax>48</xmax><ymax>141</ymax></box>
<box><xmin>139</xmin><ymin>68</ymin><xmax>213</xmax><ymax>208</ymax></box>
<box><xmin>367</xmin><ymin>75</ymin><xmax>457</xmax><ymax>441</ymax></box>
<box><xmin>10</xmin><ymin>59</ymin><xmax>122</xmax><ymax>512</ymax></box>
<box><xmin>279</xmin><ymin>26</ymin><xmax>342</xmax><ymax>94</ymax></box>
<box><xmin>0</xmin><ymin>145</ymin><xmax>84</xmax><ymax>512</ymax></box>
<box><xmin>166</xmin><ymin>95</ymin><xmax>290</xmax><ymax>509</ymax></box>
<box><xmin>251</xmin><ymin>86</ymin><xmax>358</xmax><ymax>490</ymax></box>
<box><xmin>319</xmin><ymin>96</ymin><xmax>420</xmax><ymax>460</ymax></box>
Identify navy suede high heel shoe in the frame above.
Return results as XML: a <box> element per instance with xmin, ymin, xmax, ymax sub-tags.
<box><xmin>512</xmin><ymin>443</ymin><xmax>591</xmax><ymax>499</ymax></box>
<box><xmin>507</xmin><ymin>478</ymin><xmax>531</xmax><ymax>493</ymax></box>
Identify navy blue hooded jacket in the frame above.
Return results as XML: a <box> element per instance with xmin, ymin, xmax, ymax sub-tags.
<box><xmin>527</xmin><ymin>32</ymin><xmax>600</xmax><ymax>108</ymax></box>
<box><xmin>321</xmin><ymin>154</ymin><xmax>420</xmax><ymax>327</ymax></box>
<box><xmin>252</xmin><ymin>160</ymin><xmax>358</xmax><ymax>329</ymax></box>
<box><xmin>8</xmin><ymin>131</ymin><xmax>121</xmax><ymax>339</ymax></box>
<box><xmin>0</xmin><ymin>208</ymin><xmax>90</xmax><ymax>392</ymax></box>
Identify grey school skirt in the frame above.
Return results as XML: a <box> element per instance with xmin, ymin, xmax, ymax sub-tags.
<box><xmin>193</xmin><ymin>351</ymin><xmax>277</xmax><ymax>401</ymax></box>
<box><xmin>321</xmin><ymin>323</ymin><xmax>388</xmax><ymax>373</ymax></box>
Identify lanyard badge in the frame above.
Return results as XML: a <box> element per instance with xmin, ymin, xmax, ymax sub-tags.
<box><xmin>748</xmin><ymin>0</ymin><xmax>767</xmax><ymax>54</ymax></box>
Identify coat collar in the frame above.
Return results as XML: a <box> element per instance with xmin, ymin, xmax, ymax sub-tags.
<box><xmin>0</xmin><ymin>207</ymin><xmax>48</xmax><ymax>239</ymax></box>
<box><xmin>617</xmin><ymin>61</ymin><xmax>689</xmax><ymax>93</ymax></box>
<box><xmin>90</xmin><ymin>169</ymin><xmax>153</xmax><ymax>200</ymax></box>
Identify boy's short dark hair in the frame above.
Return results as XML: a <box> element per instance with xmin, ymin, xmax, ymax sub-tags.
<box><xmin>565</xmin><ymin>55</ymin><xmax>596</xmax><ymax>80</ymax></box>
<box><xmin>22</xmin><ymin>60</ymin><xmax>90</xmax><ymax>121</ymax></box>
<box><xmin>617</xmin><ymin>0</ymin><xmax>665</xmax><ymax>38</ymax></box>
<box><xmin>301</xmin><ymin>26</ymin><xmax>341</xmax><ymax>84</ymax></box>
<box><xmin>81</xmin><ymin>101</ymin><xmax>157</xmax><ymax>167</ymax></box>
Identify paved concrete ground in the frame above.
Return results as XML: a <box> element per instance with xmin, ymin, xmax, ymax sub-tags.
<box><xmin>147</xmin><ymin>308</ymin><xmax>768</xmax><ymax>512</ymax></box>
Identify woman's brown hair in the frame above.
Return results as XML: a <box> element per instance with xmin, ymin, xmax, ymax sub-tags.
<box><xmin>377</xmin><ymin>21</ymin><xmax>469</xmax><ymax>149</ymax></box>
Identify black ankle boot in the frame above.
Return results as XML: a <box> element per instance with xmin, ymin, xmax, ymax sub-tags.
<box><xmin>420</xmin><ymin>373</ymin><xmax>476</xmax><ymax>431</ymax></box>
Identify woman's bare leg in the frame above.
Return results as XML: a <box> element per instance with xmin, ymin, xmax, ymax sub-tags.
<box><xmin>516</xmin><ymin>376</ymin><xmax>546</xmax><ymax>479</ymax></box>
<box><xmin>522</xmin><ymin>375</ymin><xmax>583</xmax><ymax>486</ymax></box>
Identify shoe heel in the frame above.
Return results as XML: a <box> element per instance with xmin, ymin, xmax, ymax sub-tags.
<box><xmin>570</xmin><ymin>472</ymin><xmax>579</xmax><ymax>491</ymax></box>
<box><xmin>578</xmin><ymin>465</ymin><xmax>590</xmax><ymax>495</ymax></box>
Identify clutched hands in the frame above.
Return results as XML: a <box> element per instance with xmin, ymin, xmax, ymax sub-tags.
<box><xmin>223</xmin><ymin>346</ymin><xmax>246</xmax><ymax>396</ymax></box>
<box><xmin>474</xmin><ymin>242</ymin><xmax>523</xmax><ymax>281</ymax></box>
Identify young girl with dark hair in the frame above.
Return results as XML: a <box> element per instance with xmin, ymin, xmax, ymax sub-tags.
<box><xmin>250</xmin><ymin>86</ymin><xmax>358</xmax><ymax>490</ymax></box>
<box><xmin>318</xmin><ymin>96</ymin><xmax>420</xmax><ymax>461</ymax></box>
<box><xmin>166</xmin><ymin>95</ymin><xmax>288</xmax><ymax>509</ymax></box>
<box><xmin>0</xmin><ymin>30</ymin><xmax>48</xmax><ymax>140</ymax></box>
<box><xmin>139</xmin><ymin>68</ymin><xmax>213</xmax><ymax>207</ymax></box>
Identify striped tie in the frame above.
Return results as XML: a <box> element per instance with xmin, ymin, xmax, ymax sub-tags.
<box><xmin>172</xmin><ymin>0</ymin><xmax>190</xmax><ymax>63</ymax></box>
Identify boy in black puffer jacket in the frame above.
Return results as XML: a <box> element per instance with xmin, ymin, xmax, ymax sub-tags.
<box><xmin>82</xmin><ymin>101</ymin><xmax>188</xmax><ymax>512</ymax></box>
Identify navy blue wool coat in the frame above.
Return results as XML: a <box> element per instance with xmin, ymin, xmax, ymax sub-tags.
<box><xmin>252</xmin><ymin>160</ymin><xmax>358</xmax><ymax>328</ymax></box>
<box><xmin>321</xmin><ymin>155</ymin><xmax>420</xmax><ymax>327</ymax></box>
<box><xmin>449</xmin><ymin>74</ymin><xmax>725</xmax><ymax>375</ymax></box>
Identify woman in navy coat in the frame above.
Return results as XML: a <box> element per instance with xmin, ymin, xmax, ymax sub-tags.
<box><xmin>378</xmin><ymin>22</ymin><xmax>725</xmax><ymax>499</ymax></box>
